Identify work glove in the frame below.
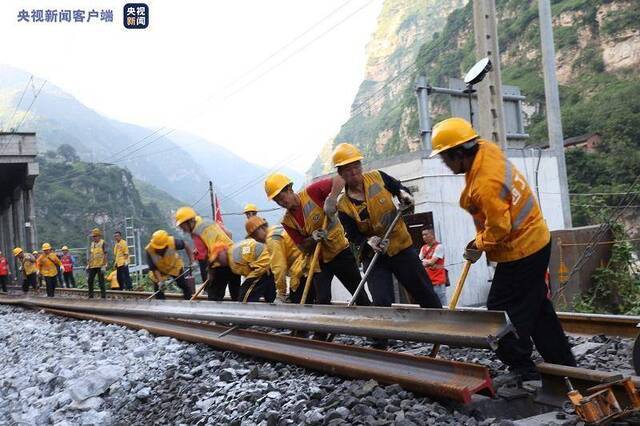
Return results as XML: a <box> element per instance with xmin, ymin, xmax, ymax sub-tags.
<box><xmin>311</xmin><ymin>229</ymin><xmax>328</xmax><ymax>242</ymax></box>
<box><xmin>157</xmin><ymin>280</ymin><xmax>167</xmax><ymax>292</ymax></box>
<box><xmin>274</xmin><ymin>293</ymin><xmax>287</xmax><ymax>304</ymax></box>
<box><xmin>398</xmin><ymin>190</ymin><xmax>414</xmax><ymax>210</ymax></box>
<box><xmin>463</xmin><ymin>240</ymin><xmax>482</xmax><ymax>264</ymax></box>
<box><xmin>367</xmin><ymin>236</ymin><xmax>389</xmax><ymax>254</ymax></box>
<box><xmin>323</xmin><ymin>197</ymin><xmax>338</xmax><ymax>218</ymax></box>
<box><xmin>59</xmin><ymin>266</ymin><xmax>65</xmax><ymax>273</ymax></box>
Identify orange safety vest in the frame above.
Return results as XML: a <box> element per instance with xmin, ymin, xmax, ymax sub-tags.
<box><xmin>61</xmin><ymin>254</ymin><xmax>74</xmax><ymax>273</ymax></box>
<box><xmin>420</xmin><ymin>243</ymin><xmax>446</xmax><ymax>285</ymax></box>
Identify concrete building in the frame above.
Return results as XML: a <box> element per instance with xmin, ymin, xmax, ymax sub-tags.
<box><xmin>318</xmin><ymin>146</ymin><xmax>566</xmax><ymax>307</ymax></box>
<box><xmin>0</xmin><ymin>132</ymin><xmax>39</xmax><ymax>279</ymax></box>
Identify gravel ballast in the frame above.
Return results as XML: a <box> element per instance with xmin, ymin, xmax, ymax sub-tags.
<box><xmin>0</xmin><ymin>304</ymin><xmax>634</xmax><ymax>425</ymax></box>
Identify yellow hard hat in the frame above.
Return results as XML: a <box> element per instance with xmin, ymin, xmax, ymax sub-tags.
<box><xmin>42</xmin><ymin>243</ymin><xmax>52</xmax><ymax>251</ymax></box>
<box><xmin>332</xmin><ymin>143</ymin><xmax>363</xmax><ymax>167</ymax></box>
<box><xmin>243</xmin><ymin>203</ymin><xmax>258</xmax><ymax>214</ymax></box>
<box><xmin>149</xmin><ymin>230</ymin><xmax>170</xmax><ymax>250</ymax></box>
<box><xmin>175</xmin><ymin>206</ymin><xmax>197</xmax><ymax>227</ymax></box>
<box><xmin>264</xmin><ymin>173</ymin><xmax>292</xmax><ymax>200</ymax></box>
<box><xmin>429</xmin><ymin>117</ymin><xmax>479</xmax><ymax>158</ymax></box>
<box><xmin>62</xmin><ymin>246</ymin><xmax>69</xmax><ymax>251</ymax></box>
<box><xmin>12</xmin><ymin>247</ymin><xmax>23</xmax><ymax>257</ymax></box>
<box><xmin>91</xmin><ymin>228</ymin><xmax>101</xmax><ymax>237</ymax></box>
<box><xmin>33</xmin><ymin>251</ymin><xmax>39</xmax><ymax>255</ymax></box>
<box><xmin>245</xmin><ymin>216</ymin><xmax>267</xmax><ymax>238</ymax></box>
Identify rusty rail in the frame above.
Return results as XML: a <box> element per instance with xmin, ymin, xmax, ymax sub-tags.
<box><xmin>536</xmin><ymin>362</ymin><xmax>640</xmax><ymax>408</ymax></box>
<box><xmin>1</xmin><ymin>296</ymin><xmax>514</xmax><ymax>349</ymax></box>
<box><xmin>41</xmin><ymin>307</ymin><xmax>494</xmax><ymax>403</ymax></box>
<box><xmin>555</xmin><ymin>312</ymin><xmax>640</xmax><ymax>339</ymax></box>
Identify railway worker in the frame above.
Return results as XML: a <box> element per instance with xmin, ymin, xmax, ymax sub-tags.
<box><xmin>55</xmin><ymin>247</ymin><xmax>65</xmax><ymax>288</ymax></box>
<box><xmin>0</xmin><ymin>251</ymin><xmax>10</xmax><ymax>292</ymax></box>
<box><xmin>60</xmin><ymin>246</ymin><xmax>76</xmax><ymax>288</ymax></box>
<box><xmin>331</xmin><ymin>143</ymin><xmax>443</xmax><ymax>313</ymax></box>
<box><xmin>245</xmin><ymin>216</ymin><xmax>309</xmax><ymax>304</ymax></box>
<box><xmin>264</xmin><ymin>173</ymin><xmax>371</xmax><ymax>310</ymax></box>
<box><xmin>419</xmin><ymin>229</ymin><xmax>448</xmax><ymax>305</ymax></box>
<box><xmin>145</xmin><ymin>230</ymin><xmax>195</xmax><ymax>300</ymax></box>
<box><xmin>87</xmin><ymin>228</ymin><xmax>108</xmax><ymax>299</ymax></box>
<box><xmin>13</xmin><ymin>248</ymin><xmax>37</xmax><ymax>293</ymax></box>
<box><xmin>243</xmin><ymin>203</ymin><xmax>258</xmax><ymax>219</ymax></box>
<box><xmin>113</xmin><ymin>231</ymin><xmax>133</xmax><ymax>291</ymax></box>
<box><xmin>33</xmin><ymin>250</ymin><xmax>44</xmax><ymax>289</ymax></box>
<box><xmin>208</xmin><ymin>239</ymin><xmax>276</xmax><ymax>303</ymax></box>
<box><xmin>37</xmin><ymin>243</ymin><xmax>63</xmax><ymax>297</ymax></box>
<box><xmin>175</xmin><ymin>207</ymin><xmax>240</xmax><ymax>301</ymax></box>
<box><xmin>429</xmin><ymin>117</ymin><xmax>576</xmax><ymax>383</ymax></box>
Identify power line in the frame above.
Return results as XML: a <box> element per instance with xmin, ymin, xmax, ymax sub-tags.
<box><xmin>0</xmin><ymin>79</ymin><xmax>47</xmax><ymax>155</ymax></box>
<box><xmin>2</xmin><ymin>75</ymin><xmax>33</xmax><ymax>132</ymax></box>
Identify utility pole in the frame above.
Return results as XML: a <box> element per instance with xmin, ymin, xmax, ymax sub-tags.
<box><xmin>415</xmin><ymin>75</ymin><xmax>432</xmax><ymax>151</ymax></box>
<box><xmin>538</xmin><ymin>0</ymin><xmax>572</xmax><ymax>228</ymax></box>
<box><xmin>209</xmin><ymin>181</ymin><xmax>216</xmax><ymax>220</ymax></box>
<box><xmin>472</xmin><ymin>0</ymin><xmax>507</xmax><ymax>150</ymax></box>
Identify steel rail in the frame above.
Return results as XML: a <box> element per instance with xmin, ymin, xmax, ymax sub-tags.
<box><xmin>2</xmin><ymin>297</ymin><xmax>514</xmax><ymax>349</ymax></box>
<box><xmin>40</xmin><ymin>307</ymin><xmax>495</xmax><ymax>403</ymax></box>
<box><xmin>536</xmin><ymin>362</ymin><xmax>640</xmax><ymax>408</ymax></box>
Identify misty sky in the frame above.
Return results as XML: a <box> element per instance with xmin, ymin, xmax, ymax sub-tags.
<box><xmin>0</xmin><ymin>0</ymin><xmax>383</xmax><ymax>173</ymax></box>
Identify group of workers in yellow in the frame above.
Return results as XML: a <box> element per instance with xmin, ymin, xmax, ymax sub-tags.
<box><xmin>6</xmin><ymin>117</ymin><xmax>575</xmax><ymax>383</ymax></box>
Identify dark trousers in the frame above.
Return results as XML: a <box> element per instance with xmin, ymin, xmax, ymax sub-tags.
<box><xmin>57</xmin><ymin>270</ymin><xmax>64</xmax><ymax>287</ymax></box>
<box><xmin>116</xmin><ymin>265</ymin><xmax>132</xmax><ymax>290</ymax></box>
<box><xmin>488</xmin><ymin>240</ymin><xmax>576</xmax><ymax>373</ymax></box>
<box><xmin>0</xmin><ymin>275</ymin><xmax>7</xmax><ymax>292</ymax></box>
<box><xmin>153</xmin><ymin>271</ymin><xmax>191</xmax><ymax>300</ymax></box>
<box><xmin>87</xmin><ymin>268</ymin><xmax>106</xmax><ymax>299</ymax></box>
<box><xmin>207</xmin><ymin>266</ymin><xmax>241</xmax><ymax>301</ymax></box>
<box><xmin>239</xmin><ymin>274</ymin><xmax>276</xmax><ymax>303</ymax></box>
<box><xmin>289</xmin><ymin>276</ymin><xmax>315</xmax><ymax>304</ymax></box>
<box><xmin>63</xmin><ymin>271</ymin><xmax>76</xmax><ymax>288</ymax></box>
<box><xmin>313</xmin><ymin>248</ymin><xmax>371</xmax><ymax>306</ymax></box>
<box><xmin>363</xmin><ymin>247</ymin><xmax>442</xmax><ymax>308</ymax></box>
<box><xmin>198</xmin><ymin>260</ymin><xmax>208</xmax><ymax>282</ymax></box>
<box><xmin>44</xmin><ymin>275</ymin><xmax>57</xmax><ymax>297</ymax></box>
<box><xmin>22</xmin><ymin>273</ymin><xmax>37</xmax><ymax>292</ymax></box>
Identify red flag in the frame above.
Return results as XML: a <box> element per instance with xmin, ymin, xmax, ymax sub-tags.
<box><xmin>214</xmin><ymin>194</ymin><xmax>224</xmax><ymax>225</ymax></box>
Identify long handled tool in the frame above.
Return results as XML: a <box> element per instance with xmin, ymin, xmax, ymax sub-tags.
<box><xmin>429</xmin><ymin>259</ymin><xmax>472</xmax><ymax>357</ymax></box>
<box><xmin>300</xmin><ymin>216</ymin><xmax>328</xmax><ymax>305</ymax></box>
<box><xmin>190</xmin><ymin>278</ymin><xmax>210</xmax><ymax>301</ymax></box>
<box><xmin>146</xmin><ymin>267</ymin><xmax>194</xmax><ymax>300</ymax></box>
<box><xmin>326</xmin><ymin>209</ymin><xmax>403</xmax><ymax>342</ymax></box>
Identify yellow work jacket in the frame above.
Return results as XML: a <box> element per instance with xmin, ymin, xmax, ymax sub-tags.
<box><xmin>460</xmin><ymin>140</ymin><xmax>550</xmax><ymax>263</ymax></box>
<box><xmin>37</xmin><ymin>253</ymin><xmax>61</xmax><ymax>277</ymax></box>
<box><xmin>88</xmin><ymin>239</ymin><xmax>107</xmax><ymax>268</ymax></box>
<box><xmin>191</xmin><ymin>217</ymin><xmax>232</xmax><ymax>267</ymax></box>
<box><xmin>227</xmin><ymin>239</ymin><xmax>270</xmax><ymax>280</ymax></box>
<box><xmin>21</xmin><ymin>254</ymin><xmax>37</xmax><ymax>276</ymax></box>
<box><xmin>281</xmin><ymin>189</ymin><xmax>349</xmax><ymax>263</ymax></box>
<box><xmin>145</xmin><ymin>237</ymin><xmax>184</xmax><ymax>281</ymax></box>
<box><xmin>337</xmin><ymin>170</ymin><xmax>413</xmax><ymax>257</ymax></box>
<box><xmin>113</xmin><ymin>239</ymin><xmax>129</xmax><ymax>267</ymax></box>
<box><xmin>266</xmin><ymin>225</ymin><xmax>308</xmax><ymax>295</ymax></box>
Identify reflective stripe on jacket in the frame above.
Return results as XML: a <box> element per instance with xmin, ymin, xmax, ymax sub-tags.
<box><xmin>88</xmin><ymin>239</ymin><xmax>106</xmax><ymax>268</ymax></box>
<box><xmin>113</xmin><ymin>240</ymin><xmax>129</xmax><ymax>267</ymax></box>
<box><xmin>460</xmin><ymin>140</ymin><xmax>550</xmax><ymax>262</ymax></box>
<box><xmin>191</xmin><ymin>217</ymin><xmax>232</xmax><ymax>267</ymax></box>
<box><xmin>281</xmin><ymin>188</ymin><xmax>349</xmax><ymax>263</ymax></box>
<box><xmin>145</xmin><ymin>237</ymin><xmax>184</xmax><ymax>280</ymax></box>
<box><xmin>337</xmin><ymin>170</ymin><xmax>412</xmax><ymax>257</ymax></box>
<box><xmin>227</xmin><ymin>239</ymin><xmax>270</xmax><ymax>280</ymax></box>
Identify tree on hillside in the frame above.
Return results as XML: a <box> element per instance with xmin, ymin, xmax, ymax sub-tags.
<box><xmin>57</xmin><ymin>144</ymin><xmax>79</xmax><ymax>162</ymax></box>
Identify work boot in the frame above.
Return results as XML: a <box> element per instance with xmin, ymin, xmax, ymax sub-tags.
<box><xmin>493</xmin><ymin>368</ymin><xmax>540</xmax><ymax>388</ymax></box>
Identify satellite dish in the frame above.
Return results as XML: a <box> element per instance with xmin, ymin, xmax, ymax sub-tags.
<box><xmin>464</xmin><ymin>57</ymin><xmax>492</xmax><ymax>85</ymax></box>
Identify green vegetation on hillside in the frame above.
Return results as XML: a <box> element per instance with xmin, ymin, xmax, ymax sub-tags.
<box><xmin>35</xmin><ymin>145</ymin><xmax>175</xmax><ymax>255</ymax></box>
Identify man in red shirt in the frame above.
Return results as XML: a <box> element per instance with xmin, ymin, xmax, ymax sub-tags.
<box><xmin>60</xmin><ymin>246</ymin><xmax>76</xmax><ymax>288</ymax></box>
<box><xmin>264</xmin><ymin>173</ymin><xmax>371</xmax><ymax>311</ymax></box>
<box><xmin>0</xmin><ymin>251</ymin><xmax>10</xmax><ymax>292</ymax></box>
<box><xmin>419</xmin><ymin>229</ymin><xmax>447</xmax><ymax>305</ymax></box>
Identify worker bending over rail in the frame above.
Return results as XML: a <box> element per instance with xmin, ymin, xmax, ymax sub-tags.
<box><xmin>145</xmin><ymin>230</ymin><xmax>194</xmax><ymax>300</ymax></box>
<box><xmin>37</xmin><ymin>243</ymin><xmax>62</xmax><ymax>297</ymax></box>
<box><xmin>87</xmin><ymin>228</ymin><xmax>108</xmax><ymax>299</ymax></box>
<box><xmin>208</xmin><ymin>239</ymin><xmax>276</xmax><ymax>303</ymax></box>
<box><xmin>175</xmin><ymin>207</ymin><xmax>240</xmax><ymax>301</ymax></box>
<box><xmin>245</xmin><ymin>216</ymin><xmax>309</xmax><ymax>304</ymax></box>
<box><xmin>264</xmin><ymin>173</ymin><xmax>371</xmax><ymax>309</ymax></box>
<box><xmin>12</xmin><ymin>248</ymin><xmax>37</xmax><ymax>293</ymax></box>
<box><xmin>430</xmin><ymin>117</ymin><xmax>576</xmax><ymax>383</ymax></box>
<box><xmin>331</xmin><ymin>143</ymin><xmax>442</xmax><ymax>311</ymax></box>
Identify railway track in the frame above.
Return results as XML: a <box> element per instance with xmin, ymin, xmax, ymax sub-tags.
<box><xmin>11</xmin><ymin>303</ymin><xmax>495</xmax><ymax>403</ymax></box>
